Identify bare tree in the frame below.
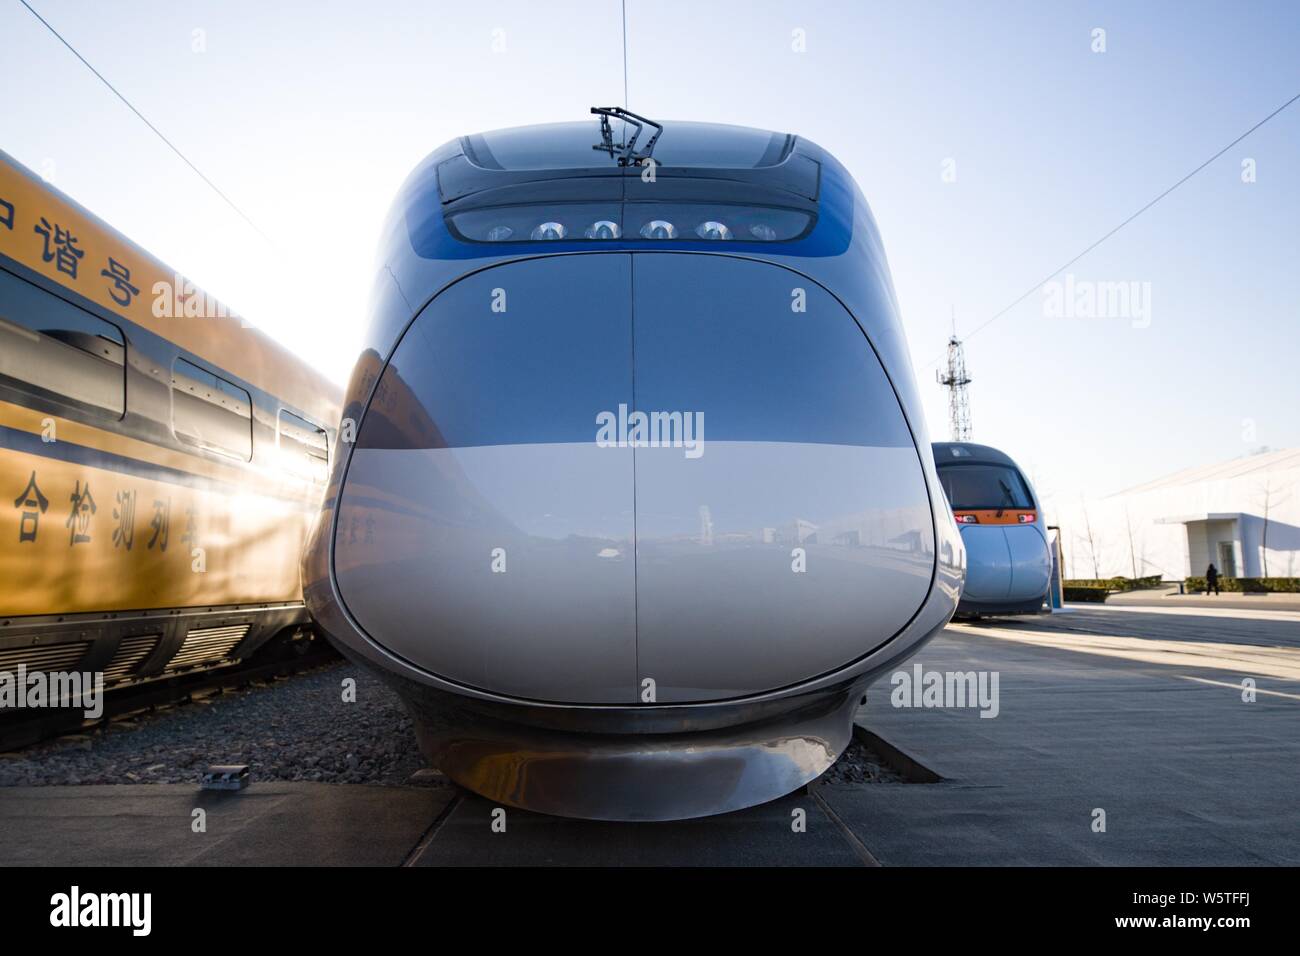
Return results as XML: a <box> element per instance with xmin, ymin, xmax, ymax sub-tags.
<box><xmin>1080</xmin><ymin>496</ymin><xmax>1101</xmax><ymax>579</ymax></box>
<box><xmin>1256</xmin><ymin>478</ymin><xmax>1291</xmax><ymax>578</ymax></box>
<box><xmin>1259</xmin><ymin>478</ymin><xmax>1273</xmax><ymax>578</ymax></box>
<box><xmin>1124</xmin><ymin>507</ymin><xmax>1140</xmax><ymax>580</ymax></box>
<box><xmin>1070</xmin><ymin>532</ymin><xmax>1086</xmax><ymax>579</ymax></box>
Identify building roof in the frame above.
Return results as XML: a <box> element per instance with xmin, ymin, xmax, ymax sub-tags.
<box><xmin>1154</xmin><ymin>512</ymin><xmax>1246</xmax><ymax>525</ymax></box>
<box><xmin>1108</xmin><ymin>447</ymin><xmax>1300</xmax><ymax>497</ymax></box>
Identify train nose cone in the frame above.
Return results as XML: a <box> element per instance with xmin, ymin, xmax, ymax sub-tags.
<box><xmin>334</xmin><ymin>253</ymin><xmax>936</xmax><ymax>705</ymax></box>
<box><xmin>962</xmin><ymin>524</ymin><xmax>1050</xmax><ymax>603</ymax></box>
<box><xmin>627</xmin><ymin>254</ymin><xmax>934</xmax><ymax>701</ymax></box>
<box><xmin>335</xmin><ymin>255</ymin><xmax>638</xmax><ymax>704</ymax></box>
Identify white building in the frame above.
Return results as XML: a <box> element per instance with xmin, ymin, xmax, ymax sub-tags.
<box><xmin>1053</xmin><ymin>447</ymin><xmax>1300</xmax><ymax>581</ymax></box>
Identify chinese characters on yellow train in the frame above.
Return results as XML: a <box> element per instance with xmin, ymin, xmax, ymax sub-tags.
<box><xmin>111</xmin><ymin>489</ymin><xmax>135</xmax><ymax>549</ymax></box>
<box><xmin>13</xmin><ymin>471</ymin><xmax>48</xmax><ymax>544</ymax></box>
<box><xmin>67</xmin><ymin>479</ymin><xmax>95</xmax><ymax>545</ymax></box>
<box><xmin>12</xmin><ymin>471</ymin><xmax>180</xmax><ymax>552</ymax></box>
<box><xmin>101</xmin><ymin>258</ymin><xmax>140</xmax><ymax>306</ymax></box>
<box><xmin>180</xmin><ymin>504</ymin><xmax>198</xmax><ymax>552</ymax></box>
<box><xmin>1</xmin><ymin>192</ymin><xmax>140</xmax><ymax>307</ymax></box>
<box><xmin>150</xmin><ymin>498</ymin><xmax>171</xmax><ymax>550</ymax></box>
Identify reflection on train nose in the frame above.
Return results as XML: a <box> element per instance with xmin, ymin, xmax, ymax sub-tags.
<box><xmin>337</xmin><ymin>441</ymin><xmax>638</xmax><ymax>703</ymax></box>
<box><xmin>334</xmin><ymin>252</ymin><xmax>937</xmax><ymax>705</ymax></box>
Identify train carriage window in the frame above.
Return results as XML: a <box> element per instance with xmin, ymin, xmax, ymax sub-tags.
<box><xmin>171</xmin><ymin>357</ymin><xmax>252</xmax><ymax>460</ymax></box>
<box><xmin>0</xmin><ymin>275</ymin><xmax>125</xmax><ymax>417</ymax></box>
<box><xmin>277</xmin><ymin>409</ymin><xmax>328</xmax><ymax>482</ymax></box>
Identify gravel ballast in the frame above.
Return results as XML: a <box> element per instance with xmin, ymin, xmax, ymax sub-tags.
<box><xmin>1</xmin><ymin>661</ymin><xmax>905</xmax><ymax>788</ymax></box>
<box><xmin>0</xmin><ymin>661</ymin><xmax>426</xmax><ymax>787</ymax></box>
<box><xmin>819</xmin><ymin>737</ymin><xmax>906</xmax><ymax>784</ymax></box>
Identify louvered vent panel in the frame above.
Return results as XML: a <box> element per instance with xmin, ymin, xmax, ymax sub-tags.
<box><xmin>168</xmin><ymin>624</ymin><xmax>250</xmax><ymax>669</ymax></box>
<box><xmin>103</xmin><ymin>634</ymin><xmax>162</xmax><ymax>681</ymax></box>
<box><xmin>0</xmin><ymin>642</ymin><xmax>91</xmax><ymax>674</ymax></box>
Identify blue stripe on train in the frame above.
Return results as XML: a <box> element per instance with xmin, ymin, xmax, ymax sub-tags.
<box><xmin>0</xmin><ymin>423</ymin><xmax>314</xmax><ymax>508</ymax></box>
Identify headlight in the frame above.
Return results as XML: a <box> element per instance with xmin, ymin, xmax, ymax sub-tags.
<box><xmin>585</xmin><ymin>220</ymin><xmax>621</xmax><ymax>239</ymax></box>
<box><xmin>695</xmin><ymin>221</ymin><xmax>733</xmax><ymax>240</ymax></box>
<box><xmin>531</xmin><ymin>221</ymin><xmax>567</xmax><ymax>240</ymax></box>
<box><xmin>639</xmin><ymin>220</ymin><xmax>677</xmax><ymax>239</ymax></box>
<box><xmin>448</xmin><ymin>204</ymin><xmax>812</xmax><ymax>244</ymax></box>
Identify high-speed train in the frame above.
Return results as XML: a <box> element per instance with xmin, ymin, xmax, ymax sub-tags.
<box><xmin>304</xmin><ymin>111</ymin><xmax>965</xmax><ymax>820</ymax></box>
<box><xmin>933</xmin><ymin>442</ymin><xmax>1050</xmax><ymax>617</ymax></box>
<box><xmin>0</xmin><ymin>150</ymin><xmax>340</xmax><ymax>700</ymax></box>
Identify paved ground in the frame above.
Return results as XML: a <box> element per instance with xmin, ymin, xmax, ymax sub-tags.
<box><xmin>2</xmin><ymin>605</ymin><xmax>1296</xmax><ymax>866</ymax></box>
<box><xmin>409</xmin><ymin>791</ymin><xmax>868</xmax><ymax>867</ymax></box>
<box><xmin>0</xmin><ymin>777</ymin><xmax>867</xmax><ymax>866</ymax></box>
<box><xmin>826</xmin><ymin>605</ymin><xmax>1300</xmax><ymax>865</ymax></box>
<box><xmin>1106</xmin><ymin>585</ymin><xmax>1300</xmax><ymax>611</ymax></box>
<box><xmin>0</xmin><ymin>782</ymin><xmax>453</xmax><ymax>866</ymax></box>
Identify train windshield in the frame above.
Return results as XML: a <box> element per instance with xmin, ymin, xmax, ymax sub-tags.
<box><xmin>447</xmin><ymin>202</ymin><xmax>813</xmax><ymax>243</ymax></box>
<box><xmin>937</xmin><ymin>464</ymin><xmax>1033</xmax><ymax>510</ymax></box>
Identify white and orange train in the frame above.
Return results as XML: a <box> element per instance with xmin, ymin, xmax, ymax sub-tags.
<box><xmin>933</xmin><ymin>442</ymin><xmax>1051</xmax><ymax>616</ymax></box>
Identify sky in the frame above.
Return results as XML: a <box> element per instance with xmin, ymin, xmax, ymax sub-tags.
<box><xmin>2</xmin><ymin>0</ymin><xmax>1298</xmax><ymax>513</ymax></box>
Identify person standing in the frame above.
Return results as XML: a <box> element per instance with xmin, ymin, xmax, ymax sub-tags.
<box><xmin>1206</xmin><ymin>563</ymin><xmax>1220</xmax><ymax>595</ymax></box>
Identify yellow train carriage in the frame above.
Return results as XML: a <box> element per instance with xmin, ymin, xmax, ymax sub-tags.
<box><xmin>0</xmin><ymin>149</ymin><xmax>341</xmax><ymax>691</ymax></box>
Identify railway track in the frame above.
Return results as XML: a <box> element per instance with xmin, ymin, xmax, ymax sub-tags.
<box><xmin>0</xmin><ymin>637</ymin><xmax>339</xmax><ymax>753</ymax></box>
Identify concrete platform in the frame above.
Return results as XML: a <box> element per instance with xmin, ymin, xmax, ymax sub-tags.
<box><xmin>1</xmin><ymin>606</ymin><xmax>1296</xmax><ymax>866</ymax></box>
<box><xmin>0</xmin><ymin>781</ymin><xmax>864</xmax><ymax>867</ymax></box>
<box><xmin>830</xmin><ymin>607</ymin><xmax>1300</xmax><ymax>865</ymax></box>
<box><xmin>0</xmin><ymin>783</ymin><xmax>454</xmax><ymax>866</ymax></box>
<box><xmin>409</xmin><ymin>792</ymin><xmax>867</xmax><ymax>867</ymax></box>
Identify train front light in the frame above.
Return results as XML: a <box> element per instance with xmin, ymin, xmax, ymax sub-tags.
<box><xmin>448</xmin><ymin>204</ymin><xmax>813</xmax><ymax>245</ymax></box>
<box><xmin>584</xmin><ymin>220</ymin><xmax>621</xmax><ymax>239</ymax></box>
<box><xmin>639</xmin><ymin>220</ymin><xmax>677</xmax><ymax>239</ymax></box>
<box><xmin>695</xmin><ymin>220</ymin><xmax>733</xmax><ymax>240</ymax></box>
<box><xmin>531</xmin><ymin>221</ymin><xmax>567</xmax><ymax>240</ymax></box>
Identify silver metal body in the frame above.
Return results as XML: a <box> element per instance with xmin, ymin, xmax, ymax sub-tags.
<box><xmin>303</xmin><ymin>121</ymin><xmax>964</xmax><ymax>820</ymax></box>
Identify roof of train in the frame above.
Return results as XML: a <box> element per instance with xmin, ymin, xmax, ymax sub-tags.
<box><xmin>462</xmin><ymin>120</ymin><xmax>797</xmax><ymax>171</ymax></box>
<box><xmin>0</xmin><ymin>150</ymin><xmax>341</xmax><ymax>428</ymax></box>
<box><xmin>432</xmin><ymin>118</ymin><xmax>822</xmax><ymax>208</ymax></box>
<box><xmin>932</xmin><ymin>442</ymin><xmax>1023</xmax><ymax>469</ymax></box>
<box><xmin>385</xmin><ymin>116</ymin><xmax>858</xmax><ymax>267</ymax></box>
